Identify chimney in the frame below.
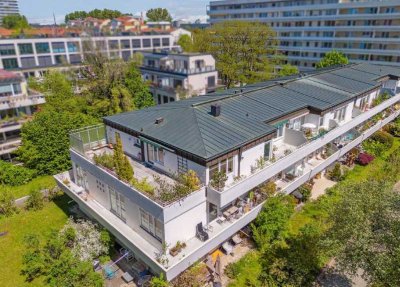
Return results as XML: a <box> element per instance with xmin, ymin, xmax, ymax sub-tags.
<box><xmin>211</xmin><ymin>104</ymin><xmax>221</xmax><ymax>117</ymax></box>
<box><xmin>155</xmin><ymin>117</ymin><xmax>164</xmax><ymax>124</ymax></box>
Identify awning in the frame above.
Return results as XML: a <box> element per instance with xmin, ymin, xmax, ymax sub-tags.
<box><xmin>139</xmin><ymin>136</ymin><xmax>174</xmax><ymax>152</ymax></box>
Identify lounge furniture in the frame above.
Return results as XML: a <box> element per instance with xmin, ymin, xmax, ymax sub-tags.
<box><xmin>222</xmin><ymin>241</ymin><xmax>234</xmax><ymax>255</ymax></box>
<box><xmin>196</xmin><ymin>222</ymin><xmax>209</xmax><ymax>241</ymax></box>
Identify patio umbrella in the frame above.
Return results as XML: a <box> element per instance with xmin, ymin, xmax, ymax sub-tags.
<box><xmin>302</xmin><ymin>123</ymin><xmax>317</xmax><ymax>129</ymax></box>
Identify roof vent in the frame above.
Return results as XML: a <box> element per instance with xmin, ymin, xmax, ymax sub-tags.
<box><xmin>155</xmin><ymin>117</ymin><xmax>164</xmax><ymax>124</ymax></box>
<box><xmin>211</xmin><ymin>104</ymin><xmax>221</xmax><ymax>117</ymax></box>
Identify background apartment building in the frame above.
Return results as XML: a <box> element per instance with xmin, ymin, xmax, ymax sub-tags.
<box><xmin>208</xmin><ymin>0</ymin><xmax>400</xmax><ymax>70</ymax></box>
<box><xmin>140</xmin><ymin>51</ymin><xmax>218</xmax><ymax>104</ymax></box>
<box><xmin>0</xmin><ymin>0</ymin><xmax>19</xmax><ymax>23</ymax></box>
<box><xmin>0</xmin><ymin>34</ymin><xmax>177</xmax><ymax>78</ymax></box>
<box><xmin>0</xmin><ymin>69</ymin><xmax>45</xmax><ymax>160</ymax></box>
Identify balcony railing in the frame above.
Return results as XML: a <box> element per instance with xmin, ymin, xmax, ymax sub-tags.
<box><xmin>207</xmin><ymin>94</ymin><xmax>400</xmax><ymax>207</ymax></box>
<box><xmin>142</xmin><ymin>65</ymin><xmax>216</xmax><ymax>75</ymax></box>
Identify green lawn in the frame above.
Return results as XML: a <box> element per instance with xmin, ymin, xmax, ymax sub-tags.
<box><xmin>0</xmin><ymin>195</ymin><xmax>70</xmax><ymax>287</ymax></box>
<box><xmin>7</xmin><ymin>175</ymin><xmax>56</xmax><ymax>199</ymax></box>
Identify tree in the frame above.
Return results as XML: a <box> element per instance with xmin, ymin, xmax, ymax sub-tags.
<box><xmin>192</xmin><ymin>21</ymin><xmax>279</xmax><ymax>88</ymax></box>
<box><xmin>326</xmin><ymin>181</ymin><xmax>400</xmax><ymax>286</ymax></box>
<box><xmin>0</xmin><ymin>160</ymin><xmax>36</xmax><ymax>185</ymax></box>
<box><xmin>149</xmin><ymin>274</ymin><xmax>169</xmax><ymax>287</ymax></box>
<box><xmin>146</xmin><ymin>8</ymin><xmax>172</xmax><ymax>22</ymax></box>
<box><xmin>25</xmin><ymin>189</ymin><xmax>44</xmax><ymax>211</ymax></box>
<box><xmin>65</xmin><ymin>9</ymin><xmax>123</xmax><ymax>22</ymax></box>
<box><xmin>2</xmin><ymin>14</ymin><xmax>29</xmax><ymax>29</ymax></box>
<box><xmin>177</xmin><ymin>34</ymin><xmax>193</xmax><ymax>52</ymax></box>
<box><xmin>210</xmin><ymin>171</ymin><xmax>227</xmax><ymax>191</ymax></box>
<box><xmin>278</xmin><ymin>64</ymin><xmax>299</xmax><ymax>77</ymax></box>
<box><xmin>316</xmin><ymin>50</ymin><xmax>349</xmax><ymax>69</ymax></box>
<box><xmin>0</xmin><ymin>187</ymin><xmax>18</xmax><ymax>216</ymax></box>
<box><xmin>113</xmin><ymin>133</ymin><xmax>133</xmax><ymax>183</ymax></box>
<box><xmin>251</xmin><ymin>195</ymin><xmax>295</xmax><ymax>250</ymax></box>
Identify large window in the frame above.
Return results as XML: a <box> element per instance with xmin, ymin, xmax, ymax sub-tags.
<box><xmin>38</xmin><ymin>56</ymin><xmax>53</xmax><ymax>66</ymax></box>
<box><xmin>152</xmin><ymin>38</ymin><xmax>161</xmax><ymax>47</ymax></box>
<box><xmin>35</xmin><ymin>42</ymin><xmax>50</xmax><ymax>53</ymax></box>
<box><xmin>20</xmin><ymin>57</ymin><xmax>36</xmax><ymax>68</ymax></box>
<box><xmin>147</xmin><ymin>144</ymin><xmax>164</xmax><ymax>165</ymax></box>
<box><xmin>12</xmin><ymin>83</ymin><xmax>22</xmax><ymax>94</ymax></box>
<box><xmin>143</xmin><ymin>39</ymin><xmax>151</xmax><ymax>48</ymax></box>
<box><xmin>109</xmin><ymin>187</ymin><xmax>126</xmax><ymax>222</ymax></box>
<box><xmin>52</xmin><ymin>42</ymin><xmax>66</xmax><ymax>53</ymax></box>
<box><xmin>54</xmin><ymin>55</ymin><xmax>67</xmax><ymax>65</ymax></box>
<box><xmin>18</xmin><ymin>43</ymin><xmax>33</xmax><ymax>55</ymax></box>
<box><xmin>132</xmin><ymin>39</ymin><xmax>141</xmax><ymax>48</ymax></box>
<box><xmin>2</xmin><ymin>58</ymin><xmax>18</xmax><ymax>69</ymax></box>
<box><xmin>334</xmin><ymin>106</ymin><xmax>347</xmax><ymax>122</ymax></box>
<box><xmin>67</xmin><ymin>42</ymin><xmax>80</xmax><ymax>52</ymax></box>
<box><xmin>162</xmin><ymin>38</ymin><xmax>170</xmax><ymax>47</ymax></box>
<box><xmin>108</xmin><ymin>40</ymin><xmax>119</xmax><ymax>50</ymax></box>
<box><xmin>264</xmin><ymin>141</ymin><xmax>271</xmax><ymax>160</ymax></box>
<box><xmin>140</xmin><ymin>208</ymin><xmax>163</xmax><ymax>241</ymax></box>
<box><xmin>0</xmin><ymin>44</ymin><xmax>15</xmax><ymax>55</ymax></box>
<box><xmin>209</xmin><ymin>156</ymin><xmax>234</xmax><ymax>179</ymax></box>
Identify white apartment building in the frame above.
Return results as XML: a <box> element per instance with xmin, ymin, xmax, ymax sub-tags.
<box><xmin>0</xmin><ymin>34</ymin><xmax>177</xmax><ymax>78</ymax></box>
<box><xmin>0</xmin><ymin>0</ymin><xmax>19</xmax><ymax>23</ymax></box>
<box><xmin>207</xmin><ymin>0</ymin><xmax>400</xmax><ymax>70</ymax></box>
<box><xmin>0</xmin><ymin>69</ymin><xmax>45</xmax><ymax>160</ymax></box>
<box><xmin>140</xmin><ymin>51</ymin><xmax>218</xmax><ymax>104</ymax></box>
<box><xmin>55</xmin><ymin>63</ymin><xmax>400</xmax><ymax>281</ymax></box>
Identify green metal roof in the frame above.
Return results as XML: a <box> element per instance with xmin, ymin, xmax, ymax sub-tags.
<box><xmin>104</xmin><ymin>63</ymin><xmax>400</xmax><ymax>161</ymax></box>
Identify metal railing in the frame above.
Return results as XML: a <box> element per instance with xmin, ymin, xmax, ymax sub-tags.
<box><xmin>69</xmin><ymin>124</ymin><xmax>106</xmax><ymax>155</ymax></box>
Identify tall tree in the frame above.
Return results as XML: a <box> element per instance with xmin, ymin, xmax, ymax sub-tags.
<box><xmin>316</xmin><ymin>50</ymin><xmax>349</xmax><ymax>69</ymax></box>
<box><xmin>2</xmin><ymin>14</ymin><xmax>29</xmax><ymax>29</ymax></box>
<box><xmin>146</xmin><ymin>8</ymin><xmax>172</xmax><ymax>22</ymax></box>
<box><xmin>326</xmin><ymin>180</ymin><xmax>400</xmax><ymax>286</ymax></box>
<box><xmin>192</xmin><ymin>21</ymin><xmax>279</xmax><ymax>88</ymax></box>
<box><xmin>177</xmin><ymin>34</ymin><xmax>193</xmax><ymax>52</ymax></box>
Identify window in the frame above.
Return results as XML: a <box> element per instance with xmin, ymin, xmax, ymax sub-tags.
<box><xmin>334</xmin><ymin>106</ymin><xmax>346</xmax><ymax>122</ymax></box>
<box><xmin>143</xmin><ymin>39</ymin><xmax>151</xmax><ymax>48</ymax></box>
<box><xmin>108</xmin><ymin>40</ymin><xmax>119</xmax><ymax>50</ymax></box>
<box><xmin>163</xmin><ymin>95</ymin><xmax>168</xmax><ymax>103</ymax></box>
<box><xmin>2</xmin><ymin>58</ymin><xmax>18</xmax><ymax>69</ymax></box>
<box><xmin>0</xmin><ymin>44</ymin><xmax>15</xmax><ymax>55</ymax></box>
<box><xmin>147</xmin><ymin>144</ymin><xmax>164</xmax><ymax>164</ymax></box>
<box><xmin>359</xmin><ymin>95</ymin><xmax>370</xmax><ymax>110</ymax></box>
<box><xmin>52</xmin><ymin>42</ymin><xmax>66</xmax><ymax>53</ymax></box>
<box><xmin>153</xmin><ymin>38</ymin><xmax>161</xmax><ymax>47</ymax></box>
<box><xmin>264</xmin><ymin>142</ymin><xmax>271</xmax><ymax>159</ymax></box>
<box><xmin>54</xmin><ymin>55</ymin><xmax>67</xmax><ymax>65</ymax></box>
<box><xmin>109</xmin><ymin>187</ymin><xmax>126</xmax><ymax>222</ymax></box>
<box><xmin>227</xmin><ymin>157</ymin><xmax>234</xmax><ymax>173</ymax></box>
<box><xmin>20</xmin><ymin>57</ymin><xmax>36</xmax><ymax>68</ymax></box>
<box><xmin>276</xmin><ymin>125</ymin><xmax>284</xmax><ymax>137</ymax></box>
<box><xmin>35</xmin><ymin>42</ymin><xmax>50</xmax><ymax>53</ymax></box>
<box><xmin>121</xmin><ymin>40</ymin><xmax>130</xmax><ymax>49</ymax></box>
<box><xmin>69</xmin><ymin>54</ymin><xmax>82</xmax><ymax>64</ymax></box>
<box><xmin>12</xmin><ymin>83</ymin><xmax>22</xmax><ymax>94</ymax></box>
<box><xmin>67</xmin><ymin>42</ymin><xmax>80</xmax><ymax>52</ymax></box>
<box><xmin>122</xmin><ymin>50</ymin><xmax>131</xmax><ymax>61</ymax></box>
<box><xmin>132</xmin><ymin>39</ymin><xmax>141</xmax><ymax>48</ymax></box>
<box><xmin>209</xmin><ymin>156</ymin><xmax>234</xmax><ymax>179</ymax></box>
<box><xmin>38</xmin><ymin>56</ymin><xmax>53</xmax><ymax>66</ymax></box>
<box><xmin>140</xmin><ymin>208</ymin><xmax>163</xmax><ymax>241</ymax></box>
<box><xmin>162</xmin><ymin>38</ymin><xmax>170</xmax><ymax>46</ymax></box>
<box><xmin>96</xmin><ymin>179</ymin><xmax>106</xmax><ymax>192</ymax></box>
<box><xmin>18</xmin><ymin>43</ymin><xmax>33</xmax><ymax>55</ymax></box>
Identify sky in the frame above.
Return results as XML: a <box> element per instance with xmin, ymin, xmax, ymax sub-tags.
<box><xmin>19</xmin><ymin>0</ymin><xmax>210</xmax><ymax>24</ymax></box>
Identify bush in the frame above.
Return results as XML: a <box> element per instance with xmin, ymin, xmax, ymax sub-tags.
<box><xmin>0</xmin><ymin>187</ymin><xmax>18</xmax><ymax>216</ymax></box>
<box><xmin>298</xmin><ymin>183</ymin><xmax>312</xmax><ymax>202</ymax></box>
<box><xmin>357</xmin><ymin>152</ymin><xmax>375</xmax><ymax>166</ymax></box>
<box><xmin>210</xmin><ymin>171</ymin><xmax>227</xmax><ymax>191</ymax></box>
<box><xmin>260</xmin><ymin>181</ymin><xmax>277</xmax><ymax>196</ymax></box>
<box><xmin>93</xmin><ymin>153</ymin><xmax>114</xmax><ymax>170</ymax></box>
<box><xmin>362</xmin><ymin>131</ymin><xmax>393</xmax><ymax>157</ymax></box>
<box><xmin>328</xmin><ymin>163</ymin><xmax>343</xmax><ymax>181</ymax></box>
<box><xmin>132</xmin><ymin>178</ymin><xmax>155</xmax><ymax>195</ymax></box>
<box><xmin>25</xmin><ymin>189</ymin><xmax>44</xmax><ymax>211</ymax></box>
<box><xmin>371</xmin><ymin>130</ymin><xmax>394</xmax><ymax>148</ymax></box>
<box><xmin>384</xmin><ymin>120</ymin><xmax>400</xmax><ymax>137</ymax></box>
<box><xmin>0</xmin><ymin>160</ymin><xmax>37</xmax><ymax>186</ymax></box>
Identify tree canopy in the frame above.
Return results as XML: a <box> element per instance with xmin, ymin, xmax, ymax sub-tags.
<box><xmin>2</xmin><ymin>14</ymin><xmax>29</xmax><ymax>29</ymax></box>
<box><xmin>65</xmin><ymin>9</ymin><xmax>124</xmax><ymax>22</ymax></box>
<box><xmin>278</xmin><ymin>64</ymin><xmax>299</xmax><ymax>77</ymax></box>
<box><xmin>191</xmin><ymin>21</ymin><xmax>279</xmax><ymax>88</ymax></box>
<box><xmin>177</xmin><ymin>34</ymin><xmax>193</xmax><ymax>52</ymax></box>
<box><xmin>316</xmin><ymin>50</ymin><xmax>349</xmax><ymax>69</ymax></box>
<box><xmin>146</xmin><ymin>8</ymin><xmax>172</xmax><ymax>22</ymax></box>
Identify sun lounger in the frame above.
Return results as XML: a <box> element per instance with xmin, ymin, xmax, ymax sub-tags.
<box><xmin>222</xmin><ymin>241</ymin><xmax>234</xmax><ymax>255</ymax></box>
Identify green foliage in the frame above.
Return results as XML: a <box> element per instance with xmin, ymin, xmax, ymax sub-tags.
<box><xmin>93</xmin><ymin>152</ymin><xmax>114</xmax><ymax>170</ymax></box>
<box><xmin>149</xmin><ymin>273</ymin><xmax>169</xmax><ymax>287</ymax></box>
<box><xmin>0</xmin><ymin>160</ymin><xmax>36</xmax><ymax>186</ymax></box>
<box><xmin>298</xmin><ymin>183</ymin><xmax>312</xmax><ymax>202</ymax></box>
<box><xmin>326</xmin><ymin>181</ymin><xmax>400</xmax><ymax>286</ymax></box>
<box><xmin>251</xmin><ymin>195</ymin><xmax>295</xmax><ymax>250</ymax></box>
<box><xmin>259</xmin><ymin>181</ymin><xmax>277</xmax><ymax>197</ymax></box>
<box><xmin>65</xmin><ymin>9</ymin><xmax>123</xmax><ymax>22</ymax></box>
<box><xmin>192</xmin><ymin>21</ymin><xmax>278</xmax><ymax>88</ymax></box>
<box><xmin>363</xmin><ymin>130</ymin><xmax>394</xmax><ymax>157</ymax></box>
<box><xmin>178</xmin><ymin>170</ymin><xmax>201</xmax><ymax>192</ymax></box>
<box><xmin>146</xmin><ymin>8</ymin><xmax>172</xmax><ymax>22</ymax></box>
<box><xmin>316</xmin><ymin>50</ymin><xmax>349</xmax><ymax>69</ymax></box>
<box><xmin>25</xmin><ymin>189</ymin><xmax>44</xmax><ymax>211</ymax></box>
<box><xmin>225</xmin><ymin>251</ymin><xmax>262</xmax><ymax>287</ymax></box>
<box><xmin>328</xmin><ymin>163</ymin><xmax>343</xmax><ymax>181</ymax></box>
<box><xmin>278</xmin><ymin>64</ymin><xmax>299</xmax><ymax>77</ymax></box>
<box><xmin>210</xmin><ymin>171</ymin><xmax>228</xmax><ymax>191</ymax></box>
<box><xmin>113</xmin><ymin>134</ymin><xmax>134</xmax><ymax>182</ymax></box>
<box><xmin>371</xmin><ymin>92</ymin><xmax>390</xmax><ymax>107</ymax></box>
<box><xmin>0</xmin><ymin>187</ymin><xmax>18</xmax><ymax>216</ymax></box>
<box><xmin>17</xmin><ymin>109</ymin><xmax>97</xmax><ymax>175</ymax></box>
<box><xmin>177</xmin><ymin>34</ymin><xmax>193</xmax><ymax>52</ymax></box>
<box><xmin>2</xmin><ymin>14</ymin><xmax>29</xmax><ymax>29</ymax></box>
<box><xmin>132</xmin><ymin>178</ymin><xmax>155</xmax><ymax>195</ymax></box>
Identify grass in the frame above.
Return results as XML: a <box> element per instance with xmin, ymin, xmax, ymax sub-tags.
<box><xmin>0</xmin><ymin>194</ymin><xmax>71</xmax><ymax>287</ymax></box>
<box><xmin>226</xmin><ymin>251</ymin><xmax>262</xmax><ymax>287</ymax></box>
<box><xmin>6</xmin><ymin>175</ymin><xmax>56</xmax><ymax>199</ymax></box>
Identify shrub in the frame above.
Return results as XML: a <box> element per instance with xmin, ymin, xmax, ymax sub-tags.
<box><xmin>132</xmin><ymin>178</ymin><xmax>155</xmax><ymax>195</ymax></box>
<box><xmin>210</xmin><ymin>171</ymin><xmax>227</xmax><ymax>191</ymax></box>
<box><xmin>260</xmin><ymin>181</ymin><xmax>277</xmax><ymax>197</ymax></box>
<box><xmin>384</xmin><ymin>120</ymin><xmax>400</xmax><ymax>137</ymax></box>
<box><xmin>362</xmin><ymin>131</ymin><xmax>393</xmax><ymax>157</ymax></box>
<box><xmin>329</xmin><ymin>163</ymin><xmax>343</xmax><ymax>181</ymax></box>
<box><xmin>357</xmin><ymin>152</ymin><xmax>375</xmax><ymax>166</ymax></box>
<box><xmin>179</xmin><ymin>170</ymin><xmax>200</xmax><ymax>192</ymax></box>
<box><xmin>298</xmin><ymin>184</ymin><xmax>312</xmax><ymax>202</ymax></box>
<box><xmin>93</xmin><ymin>153</ymin><xmax>114</xmax><ymax>170</ymax></box>
<box><xmin>0</xmin><ymin>160</ymin><xmax>37</xmax><ymax>186</ymax></box>
<box><xmin>371</xmin><ymin>130</ymin><xmax>393</xmax><ymax>148</ymax></box>
<box><xmin>25</xmin><ymin>189</ymin><xmax>44</xmax><ymax>211</ymax></box>
<box><xmin>0</xmin><ymin>187</ymin><xmax>18</xmax><ymax>216</ymax></box>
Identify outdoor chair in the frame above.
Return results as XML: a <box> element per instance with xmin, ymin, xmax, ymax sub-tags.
<box><xmin>196</xmin><ymin>222</ymin><xmax>209</xmax><ymax>241</ymax></box>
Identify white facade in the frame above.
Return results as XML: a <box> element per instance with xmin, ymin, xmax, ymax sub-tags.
<box><xmin>208</xmin><ymin>0</ymin><xmax>400</xmax><ymax>69</ymax></box>
<box><xmin>0</xmin><ymin>0</ymin><xmax>19</xmax><ymax>23</ymax></box>
<box><xmin>56</xmin><ymin>66</ymin><xmax>400</xmax><ymax>281</ymax></box>
<box><xmin>0</xmin><ymin>34</ymin><xmax>177</xmax><ymax>78</ymax></box>
<box><xmin>140</xmin><ymin>52</ymin><xmax>218</xmax><ymax>103</ymax></box>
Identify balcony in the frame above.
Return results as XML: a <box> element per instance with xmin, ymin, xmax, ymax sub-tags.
<box><xmin>69</xmin><ymin>125</ymin><xmax>205</xmax><ymax>207</ymax></box>
<box><xmin>0</xmin><ymin>91</ymin><xmax>45</xmax><ymax>110</ymax></box>
<box><xmin>207</xmin><ymin>93</ymin><xmax>400</xmax><ymax>207</ymax></box>
<box><xmin>141</xmin><ymin>65</ymin><xmax>216</xmax><ymax>75</ymax></box>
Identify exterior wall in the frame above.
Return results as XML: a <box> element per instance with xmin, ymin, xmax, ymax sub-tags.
<box><xmin>207</xmin><ymin>0</ymin><xmax>400</xmax><ymax>69</ymax></box>
<box><xmin>239</xmin><ymin>141</ymin><xmax>266</xmax><ymax>177</ymax></box>
<box><xmin>106</xmin><ymin>126</ymin><xmax>142</xmax><ymax>159</ymax></box>
<box><xmin>187</xmin><ymin>71</ymin><xmax>218</xmax><ymax>95</ymax></box>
